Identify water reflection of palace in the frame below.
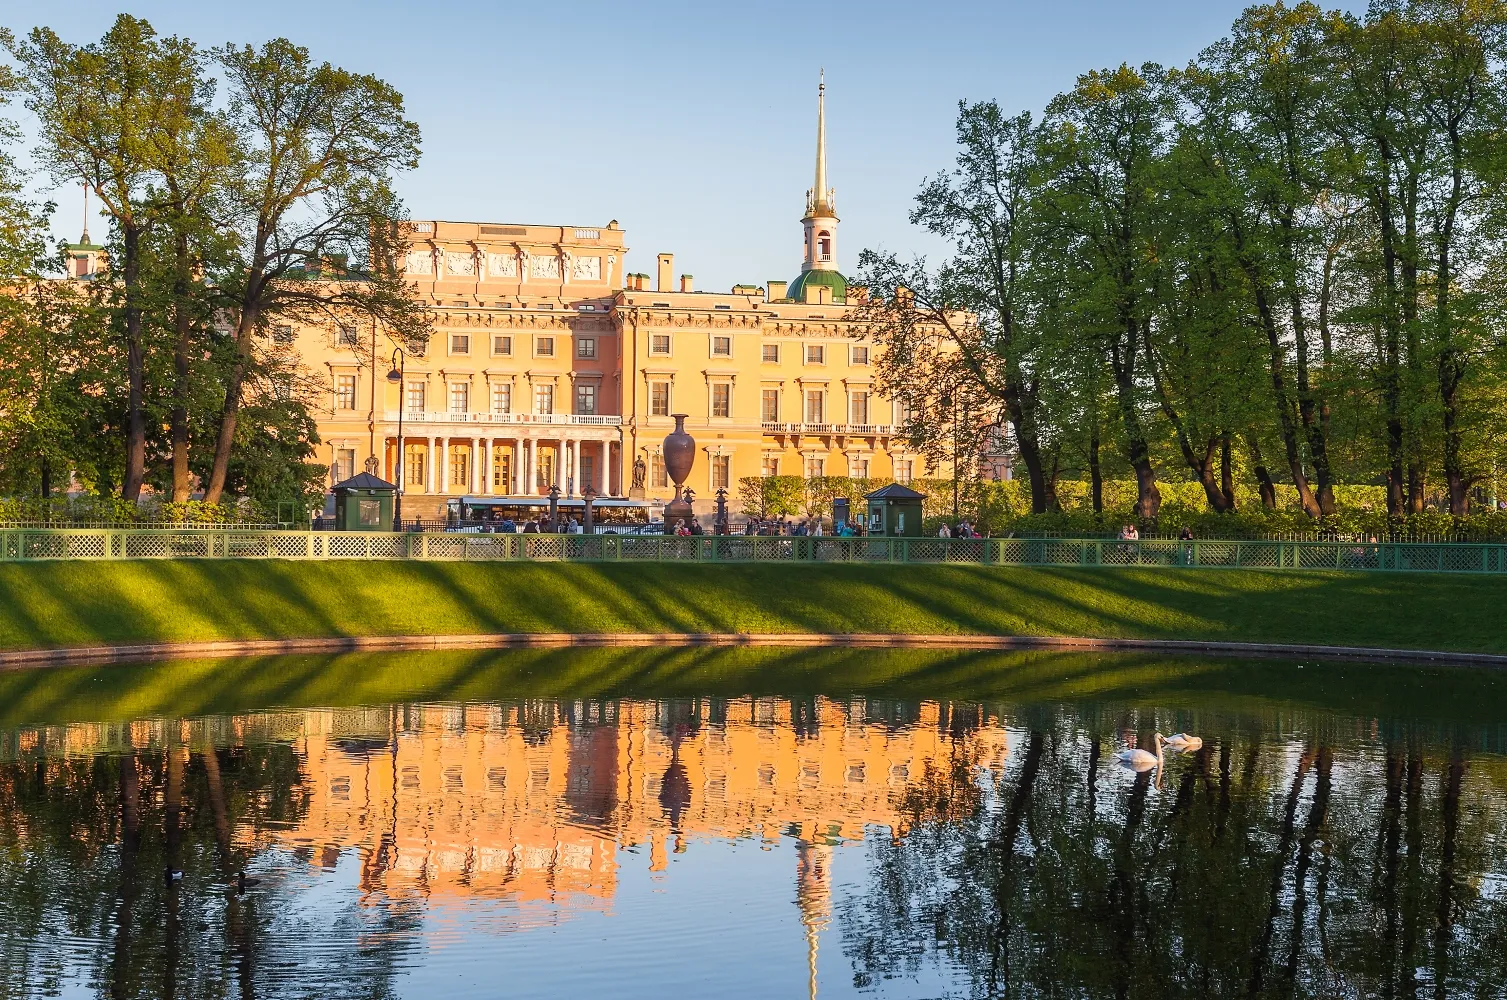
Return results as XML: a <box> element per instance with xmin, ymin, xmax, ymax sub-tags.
<box><xmin>280</xmin><ymin>698</ymin><xmax>1010</xmax><ymax>918</ymax></box>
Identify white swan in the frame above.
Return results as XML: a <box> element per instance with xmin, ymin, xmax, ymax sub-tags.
<box><xmin>1164</xmin><ymin>733</ymin><xmax>1202</xmax><ymax>751</ymax></box>
<box><xmin>1114</xmin><ymin>732</ymin><xmax>1164</xmax><ymax>771</ymax></box>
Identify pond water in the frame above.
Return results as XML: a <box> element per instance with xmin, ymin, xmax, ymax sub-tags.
<box><xmin>2</xmin><ymin>646</ymin><xmax>1506</xmax><ymax>999</ymax></box>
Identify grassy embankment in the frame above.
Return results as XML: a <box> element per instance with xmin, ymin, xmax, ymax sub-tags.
<box><xmin>0</xmin><ymin>560</ymin><xmax>1499</xmax><ymax>654</ymax></box>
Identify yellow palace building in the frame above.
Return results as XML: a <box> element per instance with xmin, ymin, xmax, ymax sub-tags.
<box><xmin>291</xmin><ymin>77</ymin><xmax>928</xmax><ymax>519</ymax></box>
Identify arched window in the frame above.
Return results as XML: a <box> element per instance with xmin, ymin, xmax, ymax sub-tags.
<box><xmin>817</xmin><ymin>231</ymin><xmax>832</xmax><ymax>261</ymax></box>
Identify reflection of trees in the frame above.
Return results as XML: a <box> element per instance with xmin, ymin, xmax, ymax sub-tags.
<box><xmin>0</xmin><ymin>732</ymin><xmax>422</xmax><ymax>998</ymax></box>
<box><xmin>841</xmin><ymin>718</ymin><xmax>1507</xmax><ymax>998</ymax></box>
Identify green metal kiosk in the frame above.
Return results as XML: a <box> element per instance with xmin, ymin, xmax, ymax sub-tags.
<box><xmin>864</xmin><ymin>483</ymin><xmax>926</xmax><ymax>537</ymax></box>
<box><xmin>331</xmin><ymin>472</ymin><xmax>396</xmax><ymax>531</ymax></box>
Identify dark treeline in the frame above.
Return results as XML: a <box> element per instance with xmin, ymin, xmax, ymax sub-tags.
<box><xmin>861</xmin><ymin>1</ymin><xmax>1507</xmax><ymax>526</ymax></box>
<box><xmin>841</xmin><ymin>713</ymin><xmax>1507</xmax><ymax>999</ymax></box>
<box><xmin>0</xmin><ymin>15</ymin><xmax>429</xmax><ymax>517</ymax></box>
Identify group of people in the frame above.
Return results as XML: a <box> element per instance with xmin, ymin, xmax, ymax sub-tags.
<box><xmin>741</xmin><ymin>517</ymin><xmax>870</xmax><ymax>537</ymax></box>
<box><xmin>487</xmin><ymin>517</ymin><xmax>583</xmax><ymax>534</ymax></box>
<box><xmin>937</xmin><ymin>520</ymin><xmax>983</xmax><ymax>538</ymax></box>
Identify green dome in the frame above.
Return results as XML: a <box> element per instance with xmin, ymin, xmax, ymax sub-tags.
<box><xmin>786</xmin><ymin>269</ymin><xmax>848</xmax><ymax>305</ymax></box>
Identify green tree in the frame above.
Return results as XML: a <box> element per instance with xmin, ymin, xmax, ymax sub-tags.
<box><xmin>8</xmin><ymin>16</ymin><xmax>202</xmax><ymax>502</ymax></box>
<box><xmin>1037</xmin><ymin>64</ymin><xmax>1175</xmax><ymax>519</ymax></box>
<box><xmin>203</xmin><ymin>38</ymin><xmax>428</xmax><ymax>504</ymax></box>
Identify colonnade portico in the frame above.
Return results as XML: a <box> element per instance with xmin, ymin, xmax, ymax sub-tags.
<box><xmin>382</xmin><ymin>427</ymin><xmax>621</xmax><ymax>500</ymax></box>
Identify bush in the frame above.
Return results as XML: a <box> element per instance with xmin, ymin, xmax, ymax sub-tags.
<box><xmin>739</xmin><ymin>475</ymin><xmax>1507</xmax><ymax>539</ymax></box>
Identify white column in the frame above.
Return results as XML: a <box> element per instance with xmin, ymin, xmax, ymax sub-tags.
<box><xmin>553</xmin><ymin>440</ymin><xmax>564</xmax><ymax>492</ymax></box>
<box><xmin>570</xmin><ymin>439</ymin><xmax>581</xmax><ymax>496</ymax></box>
<box><xmin>479</xmin><ymin>438</ymin><xmax>490</xmax><ymax>495</ymax></box>
<box><xmin>439</xmin><ymin>437</ymin><xmax>450</xmax><ymax>495</ymax></box>
<box><xmin>523</xmin><ymin>439</ymin><xmax>534</xmax><ymax>495</ymax></box>
<box><xmin>425</xmin><ymin>437</ymin><xmax>436</xmax><ymax>493</ymax></box>
<box><xmin>471</xmin><ymin>437</ymin><xmax>481</xmax><ymax>494</ymax></box>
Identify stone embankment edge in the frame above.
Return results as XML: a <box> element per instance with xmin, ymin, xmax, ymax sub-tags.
<box><xmin>0</xmin><ymin>633</ymin><xmax>1502</xmax><ymax>670</ymax></box>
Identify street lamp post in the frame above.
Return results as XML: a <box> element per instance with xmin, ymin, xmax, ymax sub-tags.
<box><xmin>386</xmin><ymin>349</ymin><xmax>405</xmax><ymax>532</ymax></box>
<box><xmin>583</xmin><ymin>483</ymin><xmax>599</xmax><ymax>535</ymax></box>
<box><xmin>714</xmin><ymin>487</ymin><xmax>728</xmax><ymax>535</ymax></box>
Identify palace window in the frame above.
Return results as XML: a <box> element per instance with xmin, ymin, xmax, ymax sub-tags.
<box><xmin>493</xmin><ymin>335</ymin><xmax>513</xmax><ymax>356</ymax></box>
<box><xmin>896</xmin><ymin>460</ymin><xmax>914</xmax><ymax>484</ymax></box>
<box><xmin>577</xmin><ymin>337</ymin><xmax>597</xmax><ymax>359</ymax></box>
<box><xmin>651</xmin><ymin>453</ymin><xmax>667</xmax><ymax>488</ymax></box>
<box><xmin>273</xmin><ymin>324</ymin><xmax>294</xmax><ymax>344</ymax></box>
<box><xmin>535</xmin><ymin>336</ymin><xmax>555</xmax><ymax>357</ymax></box>
<box><xmin>449</xmin><ymin>382</ymin><xmax>469</xmax><ymax>414</ymax></box>
<box><xmin>449</xmin><ymin>445</ymin><xmax>469</xmax><ymax>487</ymax></box>
<box><xmin>335</xmin><ymin>375</ymin><xmax>357</xmax><ymax>411</ymax></box>
<box><xmin>333</xmin><ymin>448</ymin><xmax>355</xmax><ymax>483</ymax></box>
<box><xmin>804</xmin><ymin>390</ymin><xmax>824</xmax><ymax>424</ymax></box>
<box><xmin>534</xmin><ymin>384</ymin><xmax>554</xmax><ymax>415</ymax></box>
<box><xmin>450</xmin><ymin>333</ymin><xmax>470</xmax><ymax>355</ymax></box>
<box><xmin>850</xmin><ymin>391</ymin><xmax>869</xmax><ymax>425</ymax></box>
<box><xmin>804</xmin><ymin>455</ymin><xmax>825</xmax><ymax>479</ymax></box>
<box><xmin>712</xmin><ymin>336</ymin><xmax>732</xmax><ymax>357</ymax></box>
<box><xmin>406</xmin><ymin>381</ymin><xmax>425</xmax><ymax>413</ymax></box>
<box><xmin>805</xmin><ymin>344</ymin><xmax>824</xmax><ymax>365</ymax></box>
<box><xmin>404</xmin><ymin>444</ymin><xmax>426</xmax><ymax>487</ymax></box>
<box><xmin>850</xmin><ymin>456</ymin><xmax>869</xmax><ymax>479</ymax></box>
<box><xmin>761</xmin><ymin>455</ymin><xmax>780</xmax><ymax>477</ymax></box>
<box><xmin>576</xmin><ymin>383</ymin><xmax>598</xmax><ymax>415</ymax></box>
<box><xmin>491</xmin><ymin>383</ymin><xmax>511</xmax><ymax>414</ymax></box>
<box><xmin>492</xmin><ymin>449</ymin><xmax>512</xmax><ymax>490</ymax></box>
<box><xmin>337</xmin><ymin>324</ymin><xmax>359</xmax><ymax>347</ymax></box>
<box><xmin>650</xmin><ymin>334</ymin><xmax>671</xmax><ymax>355</ymax></box>
<box><xmin>761</xmin><ymin>389</ymin><xmax>779</xmax><ymax>423</ymax></box>
<box><xmin>851</xmin><ymin>346</ymin><xmax>869</xmax><ymax>365</ymax></box>
<box><xmin>650</xmin><ymin>381</ymin><xmax>670</xmax><ymax>417</ymax></box>
<box><xmin>762</xmin><ymin>343</ymin><xmax>779</xmax><ymax>363</ymax></box>
<box><xmin>711</xmin><ymin>383</ymin><xmax>731</xmax><ymax>419</ymax></box>
<box><xmin>712</xmin><ymin>454</ymin><xmax>730</xmax><ymax>490</ymax></box>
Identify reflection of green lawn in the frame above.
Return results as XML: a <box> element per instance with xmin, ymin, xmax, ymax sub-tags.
<box><xmin>3</xmin><ymin>646</ymin><xmax>1505</xmax><ymax>735</ymax></box>
<box><xmin>0</xmin><ymin>561</ymin><xmax>1499</xmax><ymax>655</ymax></box>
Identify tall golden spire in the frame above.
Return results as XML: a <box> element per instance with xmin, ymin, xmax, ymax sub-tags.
<box><xmin>806</xmin><ymin>71</ymin><xmax>835</xmax><ymax>219</ymax></box>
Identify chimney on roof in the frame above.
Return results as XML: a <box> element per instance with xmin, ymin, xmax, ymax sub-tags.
<box><xmin>680</xmin><ymin>274</ymin><xmax>694</xmax><ymax>293</ymax></box>
<box><xmin>656</xmin><ymin>253</ymin><xmax>673</xmax><ymax>292</ymax></box>
<box><xmin>767</xmin><ymin>280</ymin><xmax>787</xmax><ymax>302</ymax></box>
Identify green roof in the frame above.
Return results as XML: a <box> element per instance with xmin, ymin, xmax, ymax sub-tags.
<box><xmin>786</xmin><ymin>269</ymin><xmax>847</xmax><ymax>305</ymax></box>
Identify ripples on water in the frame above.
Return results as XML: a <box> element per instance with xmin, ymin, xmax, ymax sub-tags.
<box><xmin>1</xmin><ymin>647</ymin><xmax>1505</xmax><ymax>998</ymax></box>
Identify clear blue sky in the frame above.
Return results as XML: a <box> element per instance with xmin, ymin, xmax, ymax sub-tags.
<box><xmin>5</xmin><ymin>1</ymin><xmax>1327</xmax><ymax>291</ymax></box>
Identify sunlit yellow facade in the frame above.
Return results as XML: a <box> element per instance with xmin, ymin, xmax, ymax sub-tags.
<box><xmin>286</xmin><ymin>79</ymin><xmax>934</xmax><ymax>519</ymax></box>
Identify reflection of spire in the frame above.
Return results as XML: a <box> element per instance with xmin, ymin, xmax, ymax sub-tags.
<box><xmin>795</xmin><ymin>837</ymin><xmax>832</xmax><ymax>1000</ymax></box>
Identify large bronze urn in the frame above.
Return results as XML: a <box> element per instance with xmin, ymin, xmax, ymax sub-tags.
<box><xmin>662</xmin><ymin>413</ymin><xmax>695</xmax><ymax>533</ymax></box>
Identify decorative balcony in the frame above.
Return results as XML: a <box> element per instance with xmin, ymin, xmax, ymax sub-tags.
<box><xmin>760</xmin><ymin>421</ymin><xmax>895</xmax><ymax>436</ymax></box>
<box><xmin>384</xmin><ymin>410</ymin><xmax>622</xmax><ymax>427</ymax></box>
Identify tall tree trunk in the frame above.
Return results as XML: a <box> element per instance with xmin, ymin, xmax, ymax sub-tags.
<box><xmin>1252</xmin><ymin>285</ymin><xmax>1320</xmax><ymax>516</ymax></box>
<box><xmin>1220</xmin><ymin>433</ymin><xmax>1236</xmax><ymax>509</ymax></box>
<box><xmin>170</xmin><ymin>228</ymin><xmax>194</xmax><ymax>504</ymax></box>
<box><xmin>122</xmin><ymin>224</ymin><xmax>147</xmax><ymax>503</ymax></box>
<box><xmin>1089</xmin><ymin>429</ymin><xmax>1104</xmax><ymax>515</ymax></box>
<box><xmin>1013</xmin><ymin>420</ymin><xmax>1057</xmax><ymax>514</ymax></box>
<box><xmin>204</xmin><ymin>300</ymin><xmax>262</xmax><ymax>505</ymax></box>
<box><xmin>1109</xmin><ymin>324</ymin><xmax>1159</xmax><ymax>520</ymax></box>
<box><xmin>1246</xmin><ymin>435</ymin><xmax>1278</xmax><ymax>509</ymax></box>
